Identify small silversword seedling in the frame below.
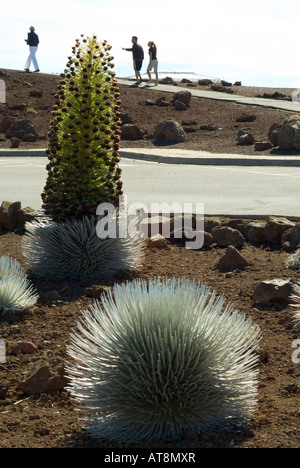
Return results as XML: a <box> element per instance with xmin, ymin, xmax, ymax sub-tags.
<box><xmin>67</xmin><ymin>277</ymin><xmax>261</xmax><ymax>443</ymax></box>
<box><xmin>0</xmin><ymin>256</ymin><xmax>38</xmax><ymax>313</ymax></box>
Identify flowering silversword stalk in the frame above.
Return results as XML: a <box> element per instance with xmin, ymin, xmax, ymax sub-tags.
<box><xmin>66</xmin><ymin>277</ymin><xmax>261</xmax><ymax>443</ymax></box>
<box><xmin>24</xmin><ymin>35</ymin><xmax>144</xmax><ymax>280</ymax></box>
<box><xmin>42</xmin><ymin>34</ymin><xmax>123</xmax><ymax>222</ymax></box>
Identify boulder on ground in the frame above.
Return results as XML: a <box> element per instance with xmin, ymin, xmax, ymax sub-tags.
<box><xmin>120</xmin><ymin>111</ymin><xmax>133</xmax><ymax>125</ymax></box>
<box><xmin>18</xmin><ymin>360</ymin><xmax>67</xmax><ymax>395</ymax></box>
<box><xmin>10</xmin><ymin>341</ymin><xmax>38</xmax><ymax>355</ymax></box>
<box><xmin>147</xmin><ymin>234</ymin><xmax>169</xmax><ymax>249</ymax></box>
<box><xmin>221</xmin><ymin>80</ymin><xmax>232</xmax><ymax>87</ymax></box>
<box><xmin>268</xmin><ymin>123</ymin><xmax>282</xmax><ymax>147</ymax></box>
<box><xmin>0</xmin><ymin>201</ymin><xmax>39</xmax><ymax>230</ymax></box>
<box><xmin>198</xmin><ymin>79</ymin><xmax>213</xmax><ymax>86</ymax></box>
<box><xmin>156</xmin><ymin>97</ymin><xmax>169</xmax><ymax>107</ymax></box>
<box><xmin>212</xmin><ymin>226</ymin><xmax>245</xmax><ymax>248</ymax></box>
<box><xmin>172</xmin><ymin>90</ymin><xmax>192</xmax><ymax>107</ymax></box>
<box><xmin>244</xmin><ymin>222</ymin><xmax>267</xmax><ymax>244</ymax></box>
<box><xmin>236</xmin><ymin>130</ymin><xmax>255</xmax><ymax>146</ymax></box>
<box><xmin>264</xmin><ymin>216</ymin><xmax>295</xmax><ymax>245</ymax></box>
<box><xmin>121</xmin><ymin>124</ymin><xmax>144</xmax><ymax>140</ymax></box>
<box><xmin>236</xmin><ymin>115</ymin><xmax>257</xmax><ymax>123</ymax></box>
<box><xmin>5</xmin><ymin>119</ymin><xmax>38</xmax><ymax>141</ymax></box>
<box><xmin>174</xmin><ymin>100</ymin><xmax>187</xmax><ymax>111</ymax></box>
<box><xmin>154</xmin><ymin>118</ymin><xmax>187</xmax><ymax>142</ymax></box>
<box><xmin>0</xmin><ymin>201</ymin><xmax>21</xmax><ymax>230</ymax></box>
<box><xmin>253</xmin><ymin>279</ymin><xmax>300</xmax><ymax>304</ymax></box>
<box><xmin>211</xmin><ymin>84</ymin><xmax>234</xmax><ymax>94</ymax></box>
<box><xmin>281</xmin><ymin>224</ymin><xmax>300</xmax><ymax>252</ymax></box>
<box><xmin>159</xmin><ymin>77</ymin><xmax>174</xmax><ymax>84</ymax></box>
<box><xmin>0</xmin><ymin>116</ymin><xmax>15</xmax><ymax>133</ymax></box>
<box><xmin>200</xmin><ymin>124</ymin><xmax>218</xmax><ymax>131</ymax></box>
<box><xmin>217</xmin><ymin>245</ymin><xmax>249</xmax><ymax>272</ymax></box>
<box><xmin>29</xmin><ymin>89</ymin><xmax>43</xmax><ymax>98</ymax></box>
<box><xmin>277</xmin><ymin>116</ymin><xmax>300</xmax><ymax>150</ymax></box>
<box><xmin>255</xmin><ymin>142</ymin><xmax>273</xmax><ymax>151</ymax></box>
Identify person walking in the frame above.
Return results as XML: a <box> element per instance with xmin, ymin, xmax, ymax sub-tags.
<box><xmin>147</xmin><ymin>41</ymin><xmax>159</xmax><ymax>85</ymax></box>
<box><xmin>122</xmin><ymin>36</ymin><xmax>144</xmax><ymax>84</ymax></box>
<box><xmin>24</xmin><ymin>26</ymin><xmax>40</xmax><ymax>73</ymax></box>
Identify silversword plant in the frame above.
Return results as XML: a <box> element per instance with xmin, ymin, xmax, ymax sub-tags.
<box><xmin>67</xmin><ymin>277</ymin><xmax>261</xmax><ymax>443</ymax></box>
<box><xmin>24</xmin><ymin>35</ymin><xmax>143</xmax><ymax>279</ymax></box>
<box><xmin>0</xmin><ymin>256</ymin><xmax>38</xmax><ymax>313</ymax></box>
<box><xmin>290</xmin><ymin>284</ymin><xmax>300</xmax><ymax>327</ymax></box>
<box><xmin>23</xmin><ymin>216</ymin><xmax>144</xmax><ymax>279</ymax></box>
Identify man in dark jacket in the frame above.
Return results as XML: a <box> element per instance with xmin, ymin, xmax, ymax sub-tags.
<box><xmin>24</xmin><ymin>26</ymin><xmax>40</xmax><ymax>73</ymax></box>
<box><xmin>123</xmin><ymin>36</ymin><xmax>144</xmax><ymax>84</ymax></box>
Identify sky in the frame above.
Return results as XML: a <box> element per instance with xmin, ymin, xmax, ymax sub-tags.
<box><xmin>1</xmin><ymin>0</ymin><xmax>300</xmax><ymax>88</ymax></box>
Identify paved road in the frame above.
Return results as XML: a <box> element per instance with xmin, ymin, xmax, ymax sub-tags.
<box><xmin>0</xmin><ymin>157</ymin><xmax>299</xmax><ymax>218</ymax></box>
<box><xmin>117</xmin><ymin>79</ymin><xmax>300</xmax><ymax>113</ymax></box>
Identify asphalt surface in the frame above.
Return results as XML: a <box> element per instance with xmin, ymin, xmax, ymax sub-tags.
<box><xmin>0</xmin><ymin>78</ymin><xmax>299</xmax><ymax>218</ymax></box>
<box><xmin>0</xmin><ymin>156</ymin><xmax>299</xmax><ymax>219</ymax></box>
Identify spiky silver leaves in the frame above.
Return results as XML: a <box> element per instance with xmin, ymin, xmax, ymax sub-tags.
<box><xmin>66</xmin><ymin>277</ymin><xmax>261</xmax><ymax>443</ymax></box>
<box><xmin>290</xmin><ymin>284</ymin><xmax>300</xmax><ymax>327</ymax></box>
<box><xmin>0</xmin><ymin>256</ymin><xmax>38</xmax><ymax>313</ymax></box>
<box><xmin>22</xmin><ymin>215</ymin><xmax>144</xmax><ymax>280</ymax></box>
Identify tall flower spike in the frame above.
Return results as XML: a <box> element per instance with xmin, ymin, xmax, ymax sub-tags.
<box><xmin>66</xmin><ymin>277</ymin><xmax>261</xmax><ymax>443</ymax></box>
<box><xmin>42</xmin><ymin>35</ymin><xmax>123</xmax><ymax>223</ymax></box>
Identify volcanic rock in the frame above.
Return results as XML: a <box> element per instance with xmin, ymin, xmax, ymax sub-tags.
<box><xmin>253</xmin><ymin>279</ymin><xmax>300</xmax><ymax>304</ymax></box>
<box><xmin>217</xmin><ymin>245</ymin><xmax>249</xmax><ymax>272</ymax></box>
<box><xmin>212</xmin><ymin>226</ymin><xmax>245</xmax><ymax>248</ymax></box>
<box><xmin>154</xmin><ymin>118</ymin><xmax>187</xmax><ymax>142</ymax></box>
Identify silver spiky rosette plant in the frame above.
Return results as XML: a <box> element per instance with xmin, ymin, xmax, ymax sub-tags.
<box><xmin>22</xmin><ymin>215</ymin><xmax>144</xmax><ymax>280</ymax></box>
<box><xmin>66</xmin><ymin>277</ymin><xmax>261</xmax><ymax>443</ymax></box>
<box><xmin>290</xmin><ymin>284</ymin><xmax>300</xmax><ymax>327</ymax></box>
<box><xmin>0</xmin><ymin>256</ymin><xmax>38</xmax><ymax>313</ymax></box>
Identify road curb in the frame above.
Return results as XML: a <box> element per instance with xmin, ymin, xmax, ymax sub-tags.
<box><xmin>119</xmin><ymin>149</ymin><xmax>300</xmax><ymax>167</ymax></box>
<box><xmin>0</xmin><ymin>149</ymin><xmax>47</xmax><ymax>157</ymax></box>
<box><xmin>1</xmin><ymin>148</ymin><xmax>300</xmax><ymax>167</ymax></box>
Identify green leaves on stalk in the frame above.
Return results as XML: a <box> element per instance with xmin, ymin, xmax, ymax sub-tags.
<box><xmin>42</xmin><ymin>35</ymin><xmax>123</xmax><ymax>222</ymax></box>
